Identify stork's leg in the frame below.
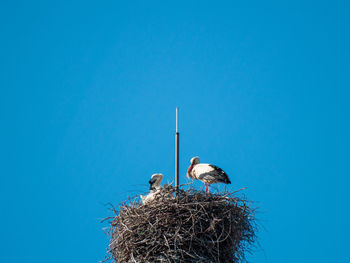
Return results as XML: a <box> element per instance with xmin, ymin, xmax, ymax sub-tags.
<box><xmin>205</xmin><ymin>183</ymin><xmax>207</xmax><ymax>193</ymax></box>
<box><xmin>208</xmin><ymin>184</ymin><xmax>211</xmax><ymax>194</ymax></box>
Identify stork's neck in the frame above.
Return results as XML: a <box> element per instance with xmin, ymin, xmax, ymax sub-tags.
<box><xmin>187</xmin><ymin>163</ymin><xmax>195</xmax><ymax>177</ymax></box>
<box><xmin>153</xmin><ymin>182</ymin><xmax>161</xmax><ymax>189</ymax></box>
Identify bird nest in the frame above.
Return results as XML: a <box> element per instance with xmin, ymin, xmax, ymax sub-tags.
<box><xmin>104</xmin><ymin>186</ymin><xmax>257</xmax><ymax>263</ymax></box>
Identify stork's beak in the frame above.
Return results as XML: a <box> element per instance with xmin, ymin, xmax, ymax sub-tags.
<box><xmin>187</xmin><ymin>164</ymin><xmax>193</xmax><ymax>179</ymax></box>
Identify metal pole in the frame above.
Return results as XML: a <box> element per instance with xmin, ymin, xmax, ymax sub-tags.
<box><xmin>175</xmin><ymin>107</ymin><xmax>179</xmax><ymax>190</ymax></box>
<box><xmin>175</xmin><ymin>108</ymin><xmax>180</xmax><ymax>261</ymax></box>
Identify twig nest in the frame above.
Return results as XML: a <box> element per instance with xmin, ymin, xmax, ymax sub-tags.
<box><xmin>106</xmin><ymin>186</ymin><xmax>257</xmax><ymax>263</ymax></box>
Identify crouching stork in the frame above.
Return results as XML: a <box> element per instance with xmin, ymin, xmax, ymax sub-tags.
<box><xmin>140</xmin><ymin>173</ymin><xmax>163</xmax><ymax>204</ymax></box>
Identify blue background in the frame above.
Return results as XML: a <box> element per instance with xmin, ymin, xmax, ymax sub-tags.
<box><xmin>1</xmin><ymin>1</ymin><xmax>349</xmax><ymax>262</ymax></box>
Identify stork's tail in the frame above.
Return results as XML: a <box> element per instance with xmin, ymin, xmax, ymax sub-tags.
<box><xmin>222</xmin><ymin>172</ymin><xmax>231</xmax><ymax>184</ymax></box>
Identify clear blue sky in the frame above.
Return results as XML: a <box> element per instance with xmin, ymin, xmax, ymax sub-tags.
<box><xmin>1</xmin><ymin>1</ymin><xmax>349</xmax><ymax>262</ymax></box>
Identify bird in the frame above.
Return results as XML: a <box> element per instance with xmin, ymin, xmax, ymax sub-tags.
<box><xmin>140</xmin><ymin>173</ymin><xmax>164</xmax><ymax>204</ymax></box>
<box><xmin>148</xmin><ymin>173</ymin><xmax>163</xmax><ymax>191</ymax></box>
<box><xmin>187</xmin><ymin>156</ymin><xmax>231</xmax><ymax>193</ymax></box>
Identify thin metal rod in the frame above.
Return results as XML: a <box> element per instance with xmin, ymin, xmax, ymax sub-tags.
<box><xmin>175</xmin><ymin>107</ymin><xmax>179</xmax><ymax>190</ymax></box>
<box><xmin>176</xmin><ymin>107</ymin><xmax>178</xmax><ymax>133</ymax></box>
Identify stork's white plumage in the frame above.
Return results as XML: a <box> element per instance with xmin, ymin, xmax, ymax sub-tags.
<box><xmin>140</xmin><ymin>173</ymin><xmax>163</xmax><ymax>204</ymax></box>
<box><xmin>187</xmin><ymin>156</ymin><xmax>231</xmax><ymax>193</ymax></box>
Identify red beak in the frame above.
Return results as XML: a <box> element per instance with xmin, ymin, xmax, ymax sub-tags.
<box><xmin>187</xmin><ymin>164</ymin><xmax>194</xmax><ymax>178</ymax></box>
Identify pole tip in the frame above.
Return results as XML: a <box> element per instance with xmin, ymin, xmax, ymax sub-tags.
<box><xmin>176</xmin><ymin>107</ymin><xmax>179</xmax><ymax>132</ymax></box>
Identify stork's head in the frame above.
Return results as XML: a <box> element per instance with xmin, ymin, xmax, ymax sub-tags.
<box><xmin>187</xmin><ymin>156</ymin><xmax>200</xmax><ymax>178</ymax></box>
<box><xmin>149</xmin><ymin>173</ymin><xmax>163</xmax><ymax>190</ymax></box>
<box><xmin>190</xmin><ymin>156</ymin><xmax>200</xmax><ymax>165</ymax></box>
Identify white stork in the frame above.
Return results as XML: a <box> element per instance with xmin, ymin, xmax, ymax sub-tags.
<box><xmin>140</xmin><ymin>173</ymin><xmax>163</xmax><ymax>204</ymax></box>
<box><xmin>187</xmin><ymin>156</ymin><xmax>231</xmax><ymax>193</ymax></box>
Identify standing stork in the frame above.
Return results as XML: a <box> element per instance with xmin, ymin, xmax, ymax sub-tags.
<box><xmin>187</xmin><ymin>156</ymin><xmax>231</xmax><ymax>193</ymax></box>
<box><xmin>140</xmin><ymin>173</ymin><xmax>164</xmax><ymax>204</ymax></box>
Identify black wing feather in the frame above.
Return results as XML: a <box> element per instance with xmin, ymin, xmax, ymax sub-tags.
<box><xmin>208</xmin><ymin>164</ymin><xmax>231</xmax><ymax>184</ymax></box>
